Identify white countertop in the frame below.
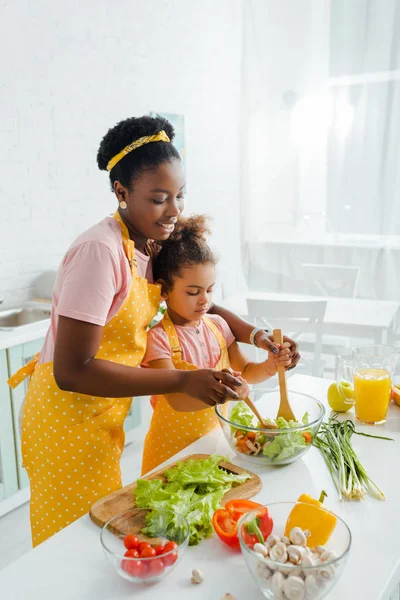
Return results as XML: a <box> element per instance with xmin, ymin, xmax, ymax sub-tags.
<box><xmin>0</xmin><ymin>374</ymin><xmax>399</xmax><ymax>600</ymax></box>
<box><xmin>0</xmin><ymin>319</ymin><xmax>50</xmax><ymax>351</ymax></box>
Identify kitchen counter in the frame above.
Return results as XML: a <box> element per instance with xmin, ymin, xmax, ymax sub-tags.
<box><xmin>0</xmin><ymin>319</ymin><xmax>50</xmax><ymax>351</ymax></box>
<box><xmin>0</xmin><ymin>374</ymin><xmax>399</xmax><ymax>599</ymax></box>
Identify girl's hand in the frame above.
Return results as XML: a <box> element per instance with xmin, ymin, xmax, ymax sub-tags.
<box><xmin>180</xmin><ymin>369</ymin><xmax>243</xmax><ymax>407</ymax></box>
<box><xmin>255</xmin><ymin>332</ymin><xmax>300</xmax><ymax>371</ymax></box>
<box><xmin>265</xmin><ymin>342</ymin><xmax>293</xmax><ymax>375</ymax></box>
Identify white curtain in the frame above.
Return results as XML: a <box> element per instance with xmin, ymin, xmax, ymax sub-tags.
<box><xmin>241</xmin><ymin>0</ymin><xmax>400</xmax><ymax>300</ymax></box>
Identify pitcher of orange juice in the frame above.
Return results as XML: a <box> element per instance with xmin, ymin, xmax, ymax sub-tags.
<box><xmin>337</xmin><ymin>345</ymin><xmax>399</xmax><ymax>425</ymax></box>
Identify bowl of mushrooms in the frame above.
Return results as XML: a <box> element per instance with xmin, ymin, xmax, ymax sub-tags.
<box><xmin>238</xmin><ymin>502</ymin><xmax>351</xmax><ymax>600</ymax></box>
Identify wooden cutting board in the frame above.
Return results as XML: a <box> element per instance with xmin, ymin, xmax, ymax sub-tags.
<box><xmin>90</xmin><ymin>453</ymin><xmax>262</xmax><ymax>529</ymax></box>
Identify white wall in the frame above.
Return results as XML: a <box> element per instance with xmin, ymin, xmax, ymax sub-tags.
<box><xmin>0</xmin><ymin>0</ymin><xmax>243</xmax><ymax>307</ymax></box>
<box><xmin>241</xmin><ymin>0</ymin><xmax>330</xmax><ymax>243</ymax></box>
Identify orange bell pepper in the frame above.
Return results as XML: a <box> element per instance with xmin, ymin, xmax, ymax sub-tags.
<box><xmin>284</xmin><ymin>490</ymin><xmax>337</xmax><ymax>547</ymax></box>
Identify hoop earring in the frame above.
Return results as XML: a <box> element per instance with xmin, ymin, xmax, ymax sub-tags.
<box><xmin>119</xmin><ymin>201</ymin><xmax>127</xmax><ymax>210</ymax></box>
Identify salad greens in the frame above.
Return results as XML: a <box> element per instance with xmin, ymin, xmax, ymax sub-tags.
<box><xmin>134</xmin><ymin>454</ymin><xmax>250</xmax><ymax>545</ymax></box>
<box><xmin>230</xmin><ymin>401</ymin><xmax>311</xmax><ymax>462</ymax></box>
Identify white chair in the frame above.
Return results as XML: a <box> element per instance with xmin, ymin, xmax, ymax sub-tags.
<box><xmin>301</xmin><ymin>263</ymin><xmax>360</xmax><ymax>298</ymax></box>
<box><xmin>247</xmin><ymin>298</ymin><xmax>327</xmax><ymax>377</ymax></box>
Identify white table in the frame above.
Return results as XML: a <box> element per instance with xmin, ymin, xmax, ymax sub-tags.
<box><xmin>222</xmin><ymin>291</ymin><xmax>400</xmax><ymax>345</ymax></box>
<box><xmin>0</xmin><ymin>375</ymin><xmax>399</xmax><ymax>600</ymax></box>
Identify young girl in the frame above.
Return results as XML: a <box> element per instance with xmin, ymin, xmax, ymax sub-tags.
<box><xmin>141</xmin><ymin>215</ymin><xmax>292</xmax><ymax>474</ymax></box>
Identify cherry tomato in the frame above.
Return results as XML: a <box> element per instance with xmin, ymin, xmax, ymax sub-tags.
<box><xmin>140</xmin><ymin>546</ymin><xmax>157</xmax><ymax>559</ymax></box>
<box><xmin>154</xmin><ymin>545</ymin><xmax>165</xmax><ymax>556</ymax></box>
<box><xmin>137</xmin><ymin>541</ymin><xmax>152</xmax><ymax>554</ymax></box>
<box><xmin>163</xmin><ymin>541</ymin><xmax>178</xmax><ymax>553</ymax></box>
<box><xmin>121</xmin><ymin>559</ymin><xmax>144</xmax><ymax>578</ymax></box>
<box><xmin>123</xmin><ymin>534</ymin><xmax>139</xmax><ymax>550</ymax></box>
<box><xmin>147</xmin><ymin>558</ymin><xmax>165</xmax><ymax>577</ymax></box>
<box><xmin>163</xmin><ymin>550</ymin><xmax>178</xmax><ymax>567</ymax></box>
<box><xmin>124</xmin><ymin>549</ymin><xmax>139</xmax><ymax>558</ymax></box>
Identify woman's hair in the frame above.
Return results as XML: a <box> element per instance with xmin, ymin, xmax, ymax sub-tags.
<box><xmin>96</xmin><ymin>115</ymin><xmax>181</xmax><ymax>191</ymax></box>
<box><xmin>153</xmin><ymin>215</ymin><xmax>217</xmax><ymax>291</ymax></box>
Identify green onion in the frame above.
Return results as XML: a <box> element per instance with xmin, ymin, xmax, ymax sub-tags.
<box><xmin>313</xmin><ymin>415</ymin><xmax>393</xmax><ymax>501</ymax></box>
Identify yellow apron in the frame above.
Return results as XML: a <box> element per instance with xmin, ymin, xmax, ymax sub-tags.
<box><xmin>8</xmin><ymin>211</ymin><xmax>160</xmax><ymax>547</ymax></box>
<box><xmin>141</xmin><ymin>311</ymin><xmax>230</xmax><ymax>475</ymax></box>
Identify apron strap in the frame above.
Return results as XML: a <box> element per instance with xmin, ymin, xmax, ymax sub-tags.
<box><xmin>161</xmin><ymin>312</ymin><xmax>183</xmax><ymax>363</ymax></box>
<box><xmin>161</xmin><ymin>313</ymin><xmax>228</xmax><ymax>367</ymax></box>
<box><xmin>8</xmin><ymin>353</ymin><xmax>40</xmax><ymax>389</ymax></box>
<box><xmin>112</xmin><ymin>211</ymin><xmax>137</xmax><ymax>274</ymax></box>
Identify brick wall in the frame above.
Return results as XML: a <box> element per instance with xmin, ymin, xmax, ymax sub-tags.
<box><xmin>0</xmin><ymin>0</ymin><xmax>243</xmax><ymax>307</ymax></box>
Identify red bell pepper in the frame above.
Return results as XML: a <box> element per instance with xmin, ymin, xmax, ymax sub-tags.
<box><xmin>212</xmin><ymin>499</ymin><xmax>273</xmax><ymax>550</ymax></box>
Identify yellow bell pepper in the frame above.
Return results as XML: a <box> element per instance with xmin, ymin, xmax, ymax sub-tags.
<box><xmin>284</xmin><ymin>491</ymin><xmax>337</xmax><ymax>547</ymax></box>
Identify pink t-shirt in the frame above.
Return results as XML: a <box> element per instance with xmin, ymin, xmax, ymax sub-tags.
<box><xmin>141</xmin><ymin>314</ymin><xmax>235</xmax><ymax>369</ymax></box>
<box><xmin>40</xmin><ymin>217</ymin><xmax>153</xmax><ymax>363</ymax></box>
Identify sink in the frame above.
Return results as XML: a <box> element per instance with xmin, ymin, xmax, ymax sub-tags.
<box><xmin>0</xmin><ymin>307</ymin><xmax>51</xmax><ymax>330</ymax></box>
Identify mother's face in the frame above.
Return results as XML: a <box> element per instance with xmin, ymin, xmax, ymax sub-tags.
<box><xmin>114</xmin><ymin>159</ymin><xmax>185</xmax><ymax>241</ymax></box>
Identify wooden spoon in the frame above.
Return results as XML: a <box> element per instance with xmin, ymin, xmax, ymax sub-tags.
<box><xmin>221</xmin><ymin>368</ymin><xmax>278</xmax><ymax>430</ymax></box>
<box><xmin>273</xmin><ymin>329</ymin><xmax>296</xmax><ymax>421</ymax></box>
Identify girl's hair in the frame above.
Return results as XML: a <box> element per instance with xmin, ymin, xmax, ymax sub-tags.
<box><xmin>153</xmin><ymin>215</ymin><xmax>217</xmax><ymax>291</ymax></box>
<box><xmin>96</xmin><ymin>115</ymin><xmax>181</xmax><ymax>191</ymax></box>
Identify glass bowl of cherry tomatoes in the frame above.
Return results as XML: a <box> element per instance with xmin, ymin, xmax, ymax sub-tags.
<box><xmin>100</xmin><ymin>507</ymin><xmax>190</xmax><ymax>583</ymax></box>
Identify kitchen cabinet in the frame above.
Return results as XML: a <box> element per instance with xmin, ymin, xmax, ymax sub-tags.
<box><xmin>0</xmin><ymin>349</ymin><xmax>19</xmax><ymax>500</ymax></box>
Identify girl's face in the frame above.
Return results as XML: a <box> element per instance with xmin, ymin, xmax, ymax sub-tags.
<box><xmin>114</xmin><ymin>159</ymin><xmax>185</xmax><ymax>242</ymax></box>
<box><xmin>163</xmin><ymin>263</ymin><xmax>216</xmax><ymax>325</ymax></box>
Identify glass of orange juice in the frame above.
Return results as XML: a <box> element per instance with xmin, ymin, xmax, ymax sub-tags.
<box><xmin>337</xmin><ymin>345</ymin><xmax>399</xmax><ymax>425</ymax></box>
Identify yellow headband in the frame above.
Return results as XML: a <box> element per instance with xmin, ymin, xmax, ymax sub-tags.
<box><xmin>106</xmin><ymin>130</ymin><xmax>171</xmax><ymax>172</ymax></box>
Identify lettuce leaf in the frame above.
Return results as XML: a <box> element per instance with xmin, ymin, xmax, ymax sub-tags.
<box><xmin>134</xmin><ymin>454</ymin><xmax>250</xmax><ymax>545</ymax></box>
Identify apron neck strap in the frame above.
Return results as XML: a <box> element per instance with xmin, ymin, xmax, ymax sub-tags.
<box><xmin>161</xmin><ymin>311</ymin><xmax>183</xmax><ymax>362</ymax></box>
<box><xmin>113</xmin><ymin>211</ymin><xmax>136</xmax><ymax>272</ymax></box>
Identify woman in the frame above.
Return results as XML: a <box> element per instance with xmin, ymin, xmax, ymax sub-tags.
<box><xmin>9</xmin><ymin>115</ymin><xmax>299</xmax><ymax>546</ymax></box>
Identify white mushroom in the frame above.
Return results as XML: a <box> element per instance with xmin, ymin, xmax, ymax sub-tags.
<box><xmin>283</xmin><ymin>575</ymin><xmax>305</xmax><ymax>600</ymax></box>
<box><xmin>282</xmin><ymin>535</ymin><xmax>290</xmax><ymax>546</ymax></box>
<box><xmin>289</xmin><ymin>527</ymin><xmax>307</xmax><ymax>547</ymax></box>
<box><xmin>191</xmin><ymin>568</ymin><xmax>204</xmax><ymax>584</ymax></box>
<box><xmin>287</xmin><ymin>545</ymin><xmax>306</xmax><ymax>565</ymax></box>
<box><xmin>320</xmin><ymin>550</ymin><xmax>337</xmax><ymax>563</ymax></box>
<box><xmin>314</xmin><ymin>545</ymin><xmax>326</xmax><ymax>555</ymax></box>
<box><xmin>267</xmin><ymin>534</ymin><xmax>281</xmax><ymax>547</ymax></box>
<box><xmin>318</xmin><ymin>564</ymin><xmax>335</xmax><ymax>581</ymax></box>
<box><xmin>288</xmin><ymin>568</ymin><xmax>304</xmax><ymax>579</ymax></box>
<box><xmin>269</xmin><ymin>541</ymin><xmax>288</xmax><ymax>563</ymax></box>
<box><xmin>301</xmin><ymin>553</ymin><xmax>316</xmax><ymax>568</ymax></box>
<box><xmin>304</xmin><ymin>530</ymin><xmax>311</xmax><ymax>539</ymax></box>
<box><xmin>270</xmin><ymin>571</ymin><xmax>285</xmax><ymax>599</ymax></box>
<box><xmin>246</xmin><ymin>439</ymin><xmax>261</xmax><ymax>455</ymax></box>
<box><xmin>253</xmin><ymin>542</ymin><xmax>269</xmax><ymax>557</ymax></box>
<box><xmin>255</xmin><ymin>559</ymin><xmax>271</xmax><ymax>580</ymax></box>
<box><xmin>304</xmin><ymin>574</ymin><xmax>320</xmax><ymax>598</ymax></box>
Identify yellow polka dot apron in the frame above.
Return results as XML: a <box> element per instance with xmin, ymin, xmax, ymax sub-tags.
<box><xmin>141</xmin><ymin>311</ymin><xmax>230</xmax><ymax>475</ymax></box>
<box><xmin>8</xmin><ymin>211</ymin><xmax>160</xmax><ymax>547</ymax></box>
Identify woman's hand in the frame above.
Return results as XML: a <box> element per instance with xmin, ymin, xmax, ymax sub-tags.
<box><xmin>180</xmin><ymin>369</ymin><xmax>243</xmax><ymax>407</ymax></box>
<box><xmin>255</xmin><ymin>331</ymin><xmax>300</xmax><ymax>371</ymax></box>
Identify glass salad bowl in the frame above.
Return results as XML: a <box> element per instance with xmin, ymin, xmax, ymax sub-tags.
<box><xmin>238</xmin><ymin>502</ymin><xmax>351</xmax><ymax>600</ymax></box>
<box><xmin>100</xmin><ymin>507</ymin><xmax>190</xmax><ymax>584</ymax></box>
<box><xmin>215</xmin><ymin>390</ymin><xmax>325</xmax><ymax>466</ymax></box>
